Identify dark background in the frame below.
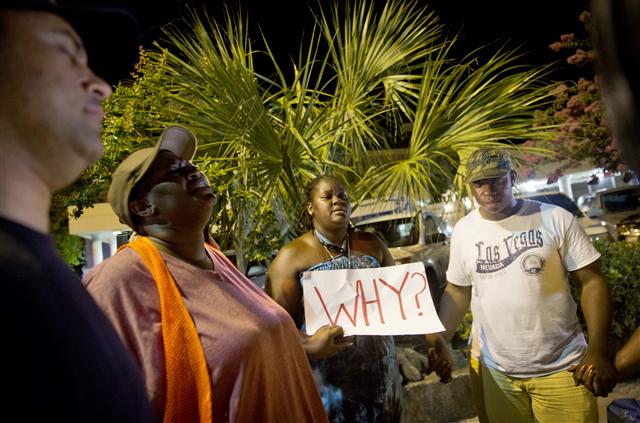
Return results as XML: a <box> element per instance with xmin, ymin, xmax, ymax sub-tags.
<box><xmin>78</xmin><ymin>0</ymin><xmax>592</xmax><ymax>79</ymax></box>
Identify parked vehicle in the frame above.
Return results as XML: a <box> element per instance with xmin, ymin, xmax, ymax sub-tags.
<box><xmin>519</xmin><ymin>191</ymin><xmax>617</xmax><ymax>242</ymax></box>
<box><xmin>577</xmin><ymin>185</ymin><xmax>640</xmax><ymax>242</ymax></box>
<box><xmin>352</xmin><ymin>206</ymin><xmax>451</xmax><ymax>307</ymax></box>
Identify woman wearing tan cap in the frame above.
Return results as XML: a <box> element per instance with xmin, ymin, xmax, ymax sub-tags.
<box><xmin>83</xmin><ymin>126</ymin><xmax>328</xmax><ymax>423</ymax></box>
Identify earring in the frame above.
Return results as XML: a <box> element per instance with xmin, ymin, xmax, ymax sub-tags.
<box><xmin>138</xmin><ymin>203</ymin><xmax>156</xmax><ymax>217</ymax></box>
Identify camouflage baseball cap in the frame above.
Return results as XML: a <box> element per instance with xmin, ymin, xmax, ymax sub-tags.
<box><xmin>465</xmin><ymin>147</ymin><xmax>514</xmax><ymax>183</ymax></box>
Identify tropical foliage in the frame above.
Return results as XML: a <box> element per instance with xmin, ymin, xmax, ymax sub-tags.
<box><xmin>573</xmin><ymin>240</ymin><xmax>640</xmax><ymax>352</ymax></box>
<box><xmin>54</xmin><ymin>0</ymin><xmax>559</xmax><ymax>269</ymax></box>
<box><xmin>520</xmin><ymin>10</ymin><xmax>632</xmax><ymax>183</ymax></box>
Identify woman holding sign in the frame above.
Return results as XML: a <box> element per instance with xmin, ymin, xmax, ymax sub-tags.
<box><xmin>266</xmin><ymin>175</ymin><xmax>404</xmax><ymax>422</ymax></box>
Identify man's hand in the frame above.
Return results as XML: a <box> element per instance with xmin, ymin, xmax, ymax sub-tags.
<box><xmin>397</xmin><ymin>347</ymin><xmax>430</xmax><ymax>383</ymax></box>
<box><xmin>568</xmin><ymin>348</ymin><xmax>617</xmax><ymax>397</ymax></box>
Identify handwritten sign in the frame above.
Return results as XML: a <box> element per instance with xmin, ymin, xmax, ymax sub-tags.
<box><xmin>302</xmin><ymin>262</ymin><xmax>445</xmax><ymax>336</ymax></box>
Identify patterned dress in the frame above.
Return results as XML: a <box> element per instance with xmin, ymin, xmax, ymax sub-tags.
<box><xmin>298</xmin><ymin>255</ymin><xmax>404</xmax><ymax>423</ymax></box>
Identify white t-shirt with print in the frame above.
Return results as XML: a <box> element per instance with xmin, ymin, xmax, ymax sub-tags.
<box><xmin>446</xmin><ymin>199</ymin><xmax>600</xmax><ymax>377</ymax></box>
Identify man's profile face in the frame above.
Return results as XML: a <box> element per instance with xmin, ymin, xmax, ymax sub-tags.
<box><xmin>0</xmin><ymin>10</ymin><xmax>112</xmax><ymax>190</ymax></box>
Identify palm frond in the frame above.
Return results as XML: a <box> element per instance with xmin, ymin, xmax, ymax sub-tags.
<box><xmin>153</xmin><ymin>9</ymin><xmax>324</xmax><ymax>209</ymax></box>
<box><xmin>316</xmin><ymin>0</ymin><xmax>446</xmax><ymax>171</ymax></box>
<box><xmin>359</xmin><ymin>41</ymin><xmax>561</xmax><ymax>207</ymax></box>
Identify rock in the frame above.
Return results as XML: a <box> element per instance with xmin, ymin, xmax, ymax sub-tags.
<box><xmin>402</xmin><ymin>349</ymin><xmax>476</xmax><ymax>423</ymax></box>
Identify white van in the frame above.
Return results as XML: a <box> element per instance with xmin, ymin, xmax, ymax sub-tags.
<box><xmin>577</xmin><ymin>185</ymin><xmax>640</xmax><ymax>242</ymax></box>
<box><xmin>520</xmin><ymin>191</ymin><xmax>617</xmax><ymax>242</ymax></box>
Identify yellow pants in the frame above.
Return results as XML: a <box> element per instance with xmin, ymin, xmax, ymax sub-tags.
<box><xmin>469</xmin><ymin>357</ymin><xmax>598</xmax><ymax>423</ymax></box>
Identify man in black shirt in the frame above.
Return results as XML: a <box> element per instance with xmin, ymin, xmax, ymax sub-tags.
<box><xmin>0</xmin><ymin>1</ymin><xmax>154</xmax><ymax>421</ymax></box>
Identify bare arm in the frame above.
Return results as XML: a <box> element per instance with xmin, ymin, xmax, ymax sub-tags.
<box><xmin>266</xmin><ymin>244</ymin><xmax>352</xmax><ymax>360</ymax></box>
<box><xmin>265</xmin><ymin>246</ymin><xmax>302</xmax><ymax>318</ymax></box>
<box><xmin>569</xmin><ymin>259</ymin><xmax>617</xmax><ymax>396</ymax></box>
<box><xmin>351</xmin><ymin>231</ymin><xmax>395</xmax><ymax>267</ymax></box>
<box><xmin>436</xmin><ymin>282</ymin><xmax>472</xmax><ymax>342</ymax></box>
<box><xmin>423</xmin><ymin>282</ymin><xmax>472</xmax><ymax>383</ymax></box>
<box><xmin>614</xmin><ymin>326</ymin><xmax>640</xmax><ymax>381</ymax></box>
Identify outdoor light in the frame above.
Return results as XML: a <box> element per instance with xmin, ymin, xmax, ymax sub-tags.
<box><xmin>521</xmin><ymin>181</ymin><xmax>539</xmax><ymax>193</ymax></box>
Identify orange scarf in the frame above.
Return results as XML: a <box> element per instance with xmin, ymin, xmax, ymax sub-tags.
<box><xmin>125</xmin><ymin>237</ymin><xmax>213</xmax><ymax>423</ymax></box>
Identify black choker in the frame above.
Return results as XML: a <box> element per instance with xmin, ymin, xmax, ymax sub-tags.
<box><xmin>314</xmin><ymin>229</ymin><xmax>347</xmax><ymax>255</ymax></box>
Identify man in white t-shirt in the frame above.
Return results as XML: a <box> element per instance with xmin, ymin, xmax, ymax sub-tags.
<box><xmin>437</xmin><ymin>147</ymin><xmax>617</xmax><ymax>422</ymax></box>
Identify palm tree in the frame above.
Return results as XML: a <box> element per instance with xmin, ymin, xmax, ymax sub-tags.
<box><xmin>99</xmin><ymin>0</ymin><xmax>557</xmax><ymax>271</ymax></box>
<box><xmin>361</xmin><ymin>44</ymin><xmax>558</xmax><ymax>207</ymax></box>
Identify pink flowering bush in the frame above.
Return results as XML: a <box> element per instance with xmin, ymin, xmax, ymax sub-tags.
<box><xmin>527</xmin><ymin>10</ymin><xmax>622</xmax><ymax>182</ymax></box>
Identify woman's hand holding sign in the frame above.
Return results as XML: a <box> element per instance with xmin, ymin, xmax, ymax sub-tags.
<box><xmin>303</xmin><ymin>324</ymin><xmax>354</xmax><ymax>360</ymax></box>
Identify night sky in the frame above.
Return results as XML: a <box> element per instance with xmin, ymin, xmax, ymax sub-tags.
<box><xmin>79</xmin><ymin>0</ymin><xmax>592</xmax><ymax>79</ymax></box>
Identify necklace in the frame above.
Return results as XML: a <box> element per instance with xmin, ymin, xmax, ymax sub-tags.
<box><xmin>314</xmin><ymin>229</ymin><xmax>351</xmax><ymax>269</ymax></box>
